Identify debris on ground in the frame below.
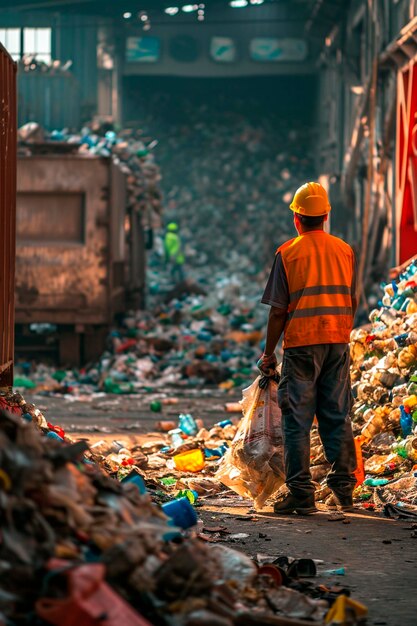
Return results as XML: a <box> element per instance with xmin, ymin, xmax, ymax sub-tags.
<box><xmin>0</xmin><ymin>408</ymin><xmax>367</xmax><ymax>626</ymax></box>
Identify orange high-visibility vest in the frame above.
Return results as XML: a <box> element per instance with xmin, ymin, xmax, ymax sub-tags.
<box><xmin>277</xmin><ymin>231</ymin><xmax>355</xmax><ymax>348</ymax></box>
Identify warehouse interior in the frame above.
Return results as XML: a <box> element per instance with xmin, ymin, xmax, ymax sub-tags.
<box><xmin>1</xmin><ymin>1</ymin><xmax>417</xmax><ymax>625</ymax></box>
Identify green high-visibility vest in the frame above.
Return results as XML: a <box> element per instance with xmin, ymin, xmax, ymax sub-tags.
<box><xmin>164</xmin><ymin>232</ymin><xmax>185</xmax><ymax>265</ymax></box>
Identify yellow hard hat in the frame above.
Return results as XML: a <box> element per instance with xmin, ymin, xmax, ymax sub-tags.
<box><xmin>289</xmin><ymin>182</ymin><xmax>331</xmax><ymax>216</ymax></box>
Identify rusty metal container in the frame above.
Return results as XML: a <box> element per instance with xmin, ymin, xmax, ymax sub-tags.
<box><xmin>0</xmin><ymin>45</ymin><xmax>17</xmax><ymax>386</ymax></box>
<box><xmin>15</xmin><ymin>151</ymin><xmax>133</xmax><ymax>364</ymax></box>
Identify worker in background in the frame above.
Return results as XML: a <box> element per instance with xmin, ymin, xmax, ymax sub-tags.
<box><xmin>164</xmin><ymin>222</ymin><xmax>185</xmax><ymax>283</ymax></box>
<box><xmin>258</xmin><ymin>182</ymin><xmax>357</xmax><ymax>515</ymax></box>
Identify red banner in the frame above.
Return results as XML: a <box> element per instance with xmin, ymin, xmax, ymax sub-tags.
<box><xmin>396</xmin><ymin>57</ymin><xmax>417</xmax><ymax>264</ymax></box>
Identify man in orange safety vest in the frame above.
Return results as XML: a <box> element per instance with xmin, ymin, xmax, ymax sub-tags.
<box><xmin>258</xmin><ymin>182</ymin><xmax>358</xmax><ymax>515</ymax></box>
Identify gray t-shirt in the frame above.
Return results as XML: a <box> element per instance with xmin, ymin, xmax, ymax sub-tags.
<box><xmin>261</xmin><ymin>252</ymin><xmax>289</xmax><ymax>310</ymax></box>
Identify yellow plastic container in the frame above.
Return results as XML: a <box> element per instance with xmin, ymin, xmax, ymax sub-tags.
<box><xmin>174</xmin><ymin>448</ymin><xmax>205</xmax><ymax>472</ymax></box>
<box><xmin>403</xmin><ymin>395</ymin><xmax>417</xmax><ymax>409</ymax></box>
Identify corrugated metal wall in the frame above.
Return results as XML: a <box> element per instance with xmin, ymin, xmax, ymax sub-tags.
<box><xmin>0</xmin><ymin>45</ymin><xmax>17</xmax><ymax>387</ymax></box>
<box><xmin>0</xmin><ymin>11</ymin><xmax>98</xmax><ymax>127</ymax></box>
<box><xmin>56</xmin><ymin>15</ymin><xmax>98</xmax><ymax>120</ymax></box>
<box><xmin>18</xmin><ymin>71</ymin><xmax>81</xmax><ymax>130</ymax></box>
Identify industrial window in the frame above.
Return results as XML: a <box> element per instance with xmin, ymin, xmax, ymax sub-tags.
<box><xmin>0</xmin><ymin>27</ymin><xmax>52</xmax><ymax>62</ymax></box>
<box><xmin>23</xmin><ymin>28</ymin><xmax>52</xmax><ymax>63</ymax></box>
<box><xmin>0</xmin><ymin>28</ymin><xmax>21</xmax><ymax>61</ymax></box>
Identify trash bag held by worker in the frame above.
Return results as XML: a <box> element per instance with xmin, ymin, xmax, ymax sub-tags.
<box><xmin>215</xmin><ymin>375</ymin><xmax>284</xmax><ymax>510</ymax></box>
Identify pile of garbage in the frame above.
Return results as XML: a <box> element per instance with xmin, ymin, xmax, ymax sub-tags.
<box><xmin>17</xmin><ymin>55</ymin><xmax>73</xmax><ymax>74</ymax></box>
<box><xmin>17</xmin><ymin>121</ymin><xmax>163</xmax><ymax>230</ymax></box>
<box><xmin>138</xmin><ymin>88</ymin><xmax>316</xmax><ymax>272</ymax></box>
<box><xmin>307</xmin><ymin>259</ymin><xmax>417</xmax><ymax>510</ymax></box>
<box><xmin>14</xmin><ymin>278</ymin><xmax>266</xmax><ymax>394</ymax></box>
<box><xmin>0</xmin><ymin>405</ymin><xmax>367</xmax><ymax>626</ymax></box>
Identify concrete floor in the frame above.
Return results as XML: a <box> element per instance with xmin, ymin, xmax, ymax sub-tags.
<box><xmin>27</xmin><ymin>390</ymin><xmax>417</xmax><ymax>626</ymax></box>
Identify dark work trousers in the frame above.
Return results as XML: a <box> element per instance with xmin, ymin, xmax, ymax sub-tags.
<box><xmin>171</xmin><ymin>263</ymin><xmax>185</xmax><ymax>284</ymax></box>
<box><xmin>277</xmin><ymin>343</ymin><xmax>357</xmax><ymax>500</ymax></box>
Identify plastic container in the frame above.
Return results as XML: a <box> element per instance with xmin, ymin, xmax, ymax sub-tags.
<box><xmin>400</xmin><ymin>406</ymin><xmax>413</xmax><ymax>437</ymax></box>
<box><xmin>173</xmin><ymin>448</ymin><xmax>205</xmax><ymax>472</ymax></box>
<box><xmin>178</xmin><ymin>413</ymin><xmax>198</xmax><ymax>436</ymax></box>
<box><xmin>204</xmin><ymin>444</ymin><xmax>228</xmax><ymax>459</ymax></box>
<box><xmin>403</xmin><ymin>395</ymin><xmax>417</xmax><ymax>409</ymax></box>
<box><xmin>215</xmin><ymin>419</ymin><xmax>233</xmax><ymax>428</ymax></box>
<box><xmin>161</xmin><ymin>497</ymin><xmax>198</xmax><ymax>529</ymax></box>
<box><xmin>353</xmin><ymin>436</ymin><xmax>365</xmax><ymax>485</ymax></box>
<box><xmin>121</xmin><ymin>470</ymin><xmax>147</xmax><ymax>495</ymax></box>
<box><xmin>46</xmin><ymin>431</ymin><xmax>64</xmax><ymax>442</ymax></box>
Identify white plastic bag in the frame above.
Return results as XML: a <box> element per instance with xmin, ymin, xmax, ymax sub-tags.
<box><xmin>215</xmin><ymin>375</ymin><xmax>284</xmax><ymax>509</ymax></box>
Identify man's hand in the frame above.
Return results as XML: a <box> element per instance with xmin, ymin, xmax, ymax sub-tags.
<box><xmin>257</xmin><ymin>352</ymin><xmax>278</xmax><ymax>377</ymax></box>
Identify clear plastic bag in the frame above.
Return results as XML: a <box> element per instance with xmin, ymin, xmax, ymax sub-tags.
<box><xmin>215</xmin><ymin>375</ymin><xmax>284</xmax><ymax>510</ymax></box>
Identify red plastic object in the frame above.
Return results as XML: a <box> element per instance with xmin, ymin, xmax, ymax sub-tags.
<box><xmin>36</xmin><ymin>560</ymin><xmax>152</xmax><ymax>626</ymax></box>
<box><xmin>0</xmin><ymin>397</ymin><xmax>21</xmax><ymax>416</ymax></box>
<box><xmin>116</xmin><ymin>339</ymin><xmax>137</xmax><ymax>353</ymax></box>
<box><xmin>257</xmin><ymin>564</ymin><xmax>283</xmax><ymax>587</ymax></box>
<box><xmin>362</xmin><ymin>502</ymin><xmax>375</xmax><ymax>510</ymax></box>
<box><xmin>353</xmin><ymin>436</ymin><xmax>366</xmax><ymax>486</ymax></box>
<box><xmin>47</xmin><ymin>423</ymin><xmax>66</xmax><ymax>439</ymax></box>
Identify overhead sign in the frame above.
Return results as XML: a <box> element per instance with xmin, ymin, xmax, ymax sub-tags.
<box><xmin>210</xmin><ymin>37</ymin><xmax>237</xmax><ymax>63</ymax></box>
<box><xmin>250</xmin><ymin>38</ymin><xmax>307</xmax><ymax>62</ymax></box>
<box><xmin>126</xmin><ymin>37</ymin><xmax>160</xmax><ymax>63</ymax></box>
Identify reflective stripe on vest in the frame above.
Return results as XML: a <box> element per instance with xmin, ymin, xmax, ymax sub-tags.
<box><xmin>278</xmin><ymin>231</ymin><xmax>355</xmax><ymax>348</ymax></box>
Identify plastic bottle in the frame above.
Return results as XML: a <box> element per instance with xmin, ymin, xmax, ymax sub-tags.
<box><xmin>178</xmin><ymin>413</ymin><xmax>198</xmax><ymax>436</ymax></box>
<box><xmin>400</xmin><ymin>405</ymin><xmax>413</xmax><ymax>437</ymax></box>
<box><xmin>394</xmin><ymin>333</ymin><xmax>409</xmax><ymax>347</ymax></box>
<box><xmin>361</xmin><ymin>407</ymin><xmax>388</xmax><ymax>440</ymax></box>
<box><xmin>379</xmin><ymin>309</ymin><xmax>397</xmax><ymax>326</ymax></box>
<box><xmin>392</xmin><ymin>294</ymin><xmax>406</xmax><ymax>311</ymax></box>
<box><xmin>406</xmin><ymin>300</ymin><xmax>417</xmax><ymax>314</ymax></box>
<box><xmin>168</xmin><ymin>428</ymin><xmax>184</xmax><ymax>448</ymax></box>
<box><xmin>215</xmin><ymin>419</ymin><xmax>233</xmax><ymax>428</ymax></box>
<box><xmin>363</xmin><ymin>477</ymin><xmax>389</xmax><ymax>487</ymax></box>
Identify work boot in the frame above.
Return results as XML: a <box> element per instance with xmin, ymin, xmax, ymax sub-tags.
<box><xmin>328</xmin><ymin>492</ymin><xmax>355</xmax><ymax>512</ymax></box>
<box><xmin>273</xmin><ymin>493</ymin><xmax>317</xmax><ymax>515</ymax></box>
